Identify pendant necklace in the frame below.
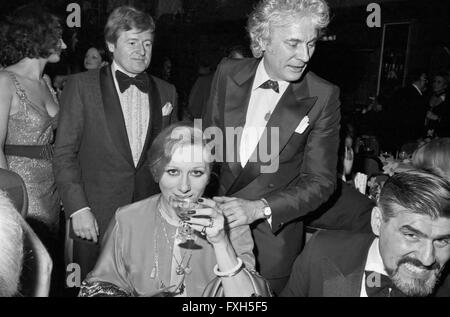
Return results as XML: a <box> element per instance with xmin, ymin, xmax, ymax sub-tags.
<box><xmin>161</xmin><ymin>216</ymin><xmax>193</xmax><ymax>276</ymax></box>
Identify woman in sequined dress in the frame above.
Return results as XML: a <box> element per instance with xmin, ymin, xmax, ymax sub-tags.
<box><xmin>79</xmin><ymin>122</ymin><xmax>271</xmax><ymax>297</ymax></box>
<box><xmin>0</xmin><ymin>5</ymin><xmax>66</xmax><ymax>241</ymax></box>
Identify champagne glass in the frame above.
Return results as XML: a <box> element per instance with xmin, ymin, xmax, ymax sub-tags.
<box><xmin>169</xmin><ymin>197</ymin><xmax>200</xmax><ymax>241</ymax></box>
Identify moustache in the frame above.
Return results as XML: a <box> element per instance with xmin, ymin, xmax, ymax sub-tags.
<box><xmin>398</xmin><ymin>257</ymin><xmax>441</xmax><ymax>272</ymax></box>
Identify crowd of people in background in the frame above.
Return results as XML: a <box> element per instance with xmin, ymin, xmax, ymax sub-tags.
<box><xmin>0</xmin><ymin>0</ymin><xmax>449</xmax><ymax>298</ymax></box>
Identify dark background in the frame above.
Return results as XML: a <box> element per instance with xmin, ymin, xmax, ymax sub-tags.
<box><xmin>1</xmin><ymin>0</ymin><xmax>449</xmax><ymax>121</ymax></box>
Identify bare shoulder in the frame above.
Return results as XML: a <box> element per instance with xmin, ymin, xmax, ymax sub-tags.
<box><xmin>0</xmin><ymin>71</ymin><xmax>14</xmax><ymax>91</ymax></box>
<box><xmin>0</xmin><ymin>71</ymin><xmax>15</xmax><ymax>109</ymax></box>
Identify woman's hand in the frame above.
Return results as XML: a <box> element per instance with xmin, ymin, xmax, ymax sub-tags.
<box><xmin>185</xmin><ymin>198</ymin><xmax>227</xmax><ymax>245</ymax></box>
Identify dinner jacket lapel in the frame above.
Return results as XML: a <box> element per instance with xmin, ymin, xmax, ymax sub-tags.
<box><xmin>323</xmin><ymin>235</ymin><xmax>375</xmax><ymax>297</ymax></box>
<box><xmin>100</xmin><ymin>66</ymin><xmax>134</xmax><ymax>167</ymax></box>
<box><xmin>223</xmin><ymin>59</ymin><xmax>259</xmax><ymax>180</ymax></box>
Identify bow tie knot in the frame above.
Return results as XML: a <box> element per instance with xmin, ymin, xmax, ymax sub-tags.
<box><xmin>115</xmin><ymin>70</ymin><xmax>149</xmax><ymax>93</ymax></box>
<box><xmin>365</xmin><ymin>270</ymin><xmax>406</xmax><ymax>297</ymax></box>
<box><xmin>259</xmin><ymin>79</ymin><xmax>279</xmax><ymax>93</ymax></box>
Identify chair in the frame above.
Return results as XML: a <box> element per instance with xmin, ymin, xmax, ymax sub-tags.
<box><xmin>0</xmin><ymin>168</ymin><xmax>52</xmax><ymax>297</ymax></box>
<box><xmin>20</xmin><ymin>218</ymin><xmax>53</xmax><ymax>297</ymax></box>
<box><xmin>0</xmin><ymin>168</ymin><xmax>28</xmax><ymax>217</ymax></box>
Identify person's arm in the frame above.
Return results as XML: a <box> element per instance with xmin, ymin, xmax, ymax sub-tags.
<box><xmin>216</xmin><ymin>86</ymin><xmax>341</xmax><ymax>231</ymax></box>
<box><xmin>0</xmin><ymin>73</ymin><xmax>13</xmax><ymax>169</ymax></box>
<box><xmin>264</xmin><ymin>86</ymin><xmax>341</xmax><ymax>231</ymax></box>
<box><xmin>53</xmin><ymin>75</ymin><xmax>98</xmax><ymax>241</ymax></box>
<box><xmin>187</xmin><ymin>198</ymin><xmax>270</xmax><ymax>297</ymax></box>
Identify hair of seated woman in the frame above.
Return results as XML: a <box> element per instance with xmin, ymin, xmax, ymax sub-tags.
<box><xmin>412</xmin><ymin>137</ymin><xmax>450</xmax><ymax>181</ymax></box>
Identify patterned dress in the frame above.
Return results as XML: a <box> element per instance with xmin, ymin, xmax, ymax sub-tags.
<box><xmin>4</xmin><ymin>71</ymin><xmax>60</xmax><ymax>234</ymax></box>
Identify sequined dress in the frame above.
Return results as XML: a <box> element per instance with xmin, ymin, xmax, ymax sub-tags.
<box><xmin>4</xmin><ymin>71</ymin><xmax>60</xmax><ymax>233</ymax></box>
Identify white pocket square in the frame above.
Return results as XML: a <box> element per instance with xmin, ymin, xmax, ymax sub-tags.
<box><xmin>295</xmin><ymin>116</ymin><xmax>309</xmax><ymax>134</ymax></box>
<box><xmin>162</xmin><ymin>102</ymin><xmax>173</xmax><ymax>117</ymax></box>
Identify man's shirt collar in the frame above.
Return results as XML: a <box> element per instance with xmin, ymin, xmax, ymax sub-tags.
<box><xmin>252</xmin><ymin>58</ymin><xmax>289</xmax><ymax>92</ymax></box>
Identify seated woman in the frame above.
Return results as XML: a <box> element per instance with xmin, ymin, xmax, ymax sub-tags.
<box><xmin>412</xmin><ymin>137</ymin><xmax>450</xmax><ymax>180</ymax></box>
<box><xmin>79</xmin><ymin>122</ymin><xmax>270</xmax><ymax>297</ymax></box>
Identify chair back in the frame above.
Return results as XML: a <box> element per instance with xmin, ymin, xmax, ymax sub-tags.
<box><xmin>0</xmin><ymin>168</ymin><xmax>28</xmax><ymax>217</ymax></box>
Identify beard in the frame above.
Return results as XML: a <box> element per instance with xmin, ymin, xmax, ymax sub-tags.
<box><xmin>387</xmin><ymin>257</ymin><xmax>443</xmax><ymax>297</ymax></box>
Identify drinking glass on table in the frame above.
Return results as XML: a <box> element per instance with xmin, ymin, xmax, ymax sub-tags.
<box><xmin>398</xmin><ymin>151</ymin><xmax>407</xmax><ymax>161</ymax></box>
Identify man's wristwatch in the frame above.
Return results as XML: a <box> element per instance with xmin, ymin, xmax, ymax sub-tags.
<box><xmin>261</xmin><ymin>199</ymin><xmax>272</xmax><ymax>219</ymax></box>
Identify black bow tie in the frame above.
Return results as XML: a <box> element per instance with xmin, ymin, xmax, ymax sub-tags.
<box><xmin>365</xmin><ymin>271</ymin><xmax>407</xmax><ymax>297</ymax></box>
<box><xmin>259</xmin><ymin>80</ymin><xmax>279</xmax><ymax>93</ymax></box>
<box><xmin>115</xmin><ymin>70</ymin><xmax>149</xmax><ymax>94</ymax></box>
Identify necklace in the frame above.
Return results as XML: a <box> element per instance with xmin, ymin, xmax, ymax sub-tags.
<box><xmin>160</xmin><ymin>210</ymin><xmax>193</xmax><ymax>276</ymax></box>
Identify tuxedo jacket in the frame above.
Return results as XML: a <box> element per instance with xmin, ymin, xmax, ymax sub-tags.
<box><xmin>281</xmin><ymin>231</ymin><xmax>450</xmax><ymax>297</ymax></box>
<box><xmin>388</xmin><ymin>84</ymin><xmax>427</xmax><ymax>145</ymax></box>
<box><xmin>53</xmin><ymin>66</ymin><xmax>177</xmax><ymax>239</ymax></box>
<box><xmin>203</xmin><ymin>58</ymin><xmax>341</xmax><ymax>280</ymax></box>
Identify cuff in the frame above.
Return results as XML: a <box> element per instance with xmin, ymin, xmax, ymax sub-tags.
<box><xmin>70</xmin><ymin>207</ymin><xmax>91</xmax><ymax>218</ymax></box>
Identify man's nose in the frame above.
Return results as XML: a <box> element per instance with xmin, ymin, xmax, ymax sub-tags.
<box><xmin>295</xmin><ymin>44</ymin><xmax>311</xmax><ymax>63</ymax></box>
<box><xmin>137</xmin><ymin>43</ymin><xmax>145</xmax><ymax>55</ymax></box>
<box><xmin>417</xmin><ymin>241</ymin><xmax>436</xmax><ymax>267</ymax></box>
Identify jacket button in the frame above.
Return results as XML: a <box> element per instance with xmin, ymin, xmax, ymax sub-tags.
<box><xmin>268</xmin><ymin>184</ymin><xmax>275</xmax><ymax>188</ymax></box>
<box><xmin>279</xmin><ymin>222</ymin><xmax>284</xmax><ymax>228</ymax></box>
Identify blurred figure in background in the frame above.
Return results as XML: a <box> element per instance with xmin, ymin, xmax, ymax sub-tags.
<box><xmin>425</xmin><ymin>72</ymin><xmax>450</xmax><ymax>138</ymax></box>
<box><xmin>83</xmin><ymin>46</ymin><xmax>108</xmax><ymax>70</ymax></box>
<box><xmin>387</xmin><ymin>69</ymin><xmax>428</xmax><ymax>152</ymax></box>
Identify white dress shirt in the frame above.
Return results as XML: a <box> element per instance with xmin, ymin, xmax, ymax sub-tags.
<box><xmin>111</xmin><ymin>61</ymin><xmax>150</xmax><ymax>167</ymax></box>
<box><xmin>239</xmin><ymin>58</ymin><xmax>289</xmax><ymax>168</ymax></box>
<box><xmin>360</xmin><ymin>238</ymin><xmax>389</xmax><ymax>297</ymax></box>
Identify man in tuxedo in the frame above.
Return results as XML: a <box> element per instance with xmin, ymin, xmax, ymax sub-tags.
<box><xmin>53</xmin><ymin>6</ymin><xmax>177</xmax><ymax>279</ymax></box>
<box><xmin>281</xmin><ymin>170</ymin><xmax>450</xmax><ymax>297</ymax></box>
<box><xmin>203</xmin><ymin>0</ymin><xmax>340</xmax><ymax>294</ymax></box>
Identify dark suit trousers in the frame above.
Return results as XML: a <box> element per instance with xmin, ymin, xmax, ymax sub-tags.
<box><xmin>73</xmin><ymin>241</ymin><xmax>101</xmax><ymax>282</ymax></box>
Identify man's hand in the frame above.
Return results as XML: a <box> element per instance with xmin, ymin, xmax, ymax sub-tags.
<box><xmin>72</xmin><ymin>209</ymin><xmax>99</xmax><ymax>243</ymax></box>
<box><xmin>213</xmin><ymin>196</ymin><xmax>265</xmax><ymax>229</ymax></box>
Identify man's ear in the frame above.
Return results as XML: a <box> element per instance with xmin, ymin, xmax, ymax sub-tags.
<box><xmin>371</xmin><ymin>206</ymin><xmax>382</xmax><ymax>236</ymax></box>
<box><xmin>106</xmin><ymin>41</ymin><xmax>115</xmax><ymax>54</ymax></box>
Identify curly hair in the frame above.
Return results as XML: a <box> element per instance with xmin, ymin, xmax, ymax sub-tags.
<box><xmin>0</xmin><ymin>4</ymin><xmax>62</xmax><ymax>66</ymax></box>
<box><xmin>247</xmin><ymin>0</ymin><xmax>330</xmax><ymax>58</ymax></box>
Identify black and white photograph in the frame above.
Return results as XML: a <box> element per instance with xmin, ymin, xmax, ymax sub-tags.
<box><xmin>0</xmin><ymin>0</ymin><xmax>449</xmax><ymax>303</ymax></box>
